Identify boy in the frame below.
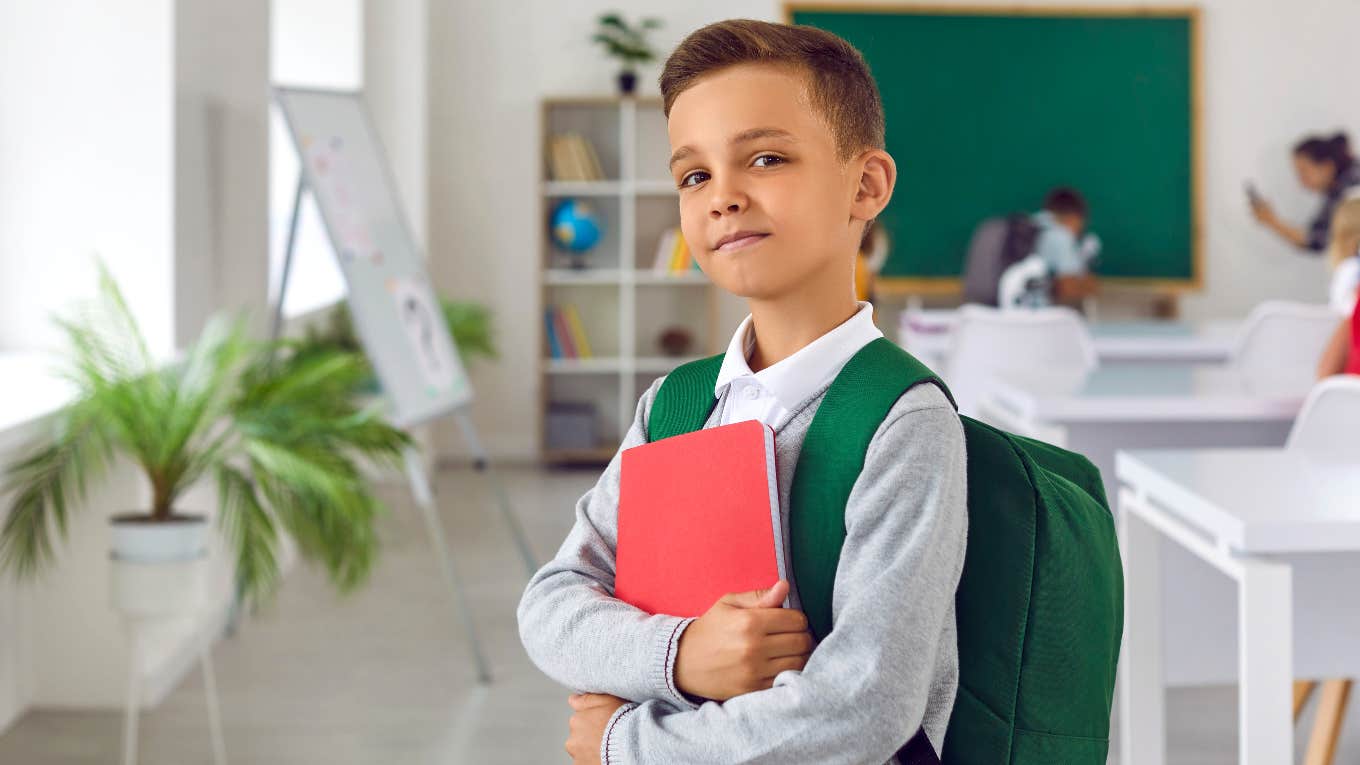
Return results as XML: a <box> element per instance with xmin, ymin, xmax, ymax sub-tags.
<box><xmin>518</xmin><ymin>19</ymin><xmax>967</xmax><ymax>764</ymax></box>
<box><xmin>997</xmin><ymin>187</ymin><xmax>1100</xmax><ymax>309</ymax></box>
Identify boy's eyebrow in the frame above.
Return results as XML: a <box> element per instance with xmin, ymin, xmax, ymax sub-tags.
<box><xmin>668</xmin><ymin>127</ymin><xmax>798</xmax><ymax>170</ymax></box>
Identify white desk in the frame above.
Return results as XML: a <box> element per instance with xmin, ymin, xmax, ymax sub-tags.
<box><xmin>980</xmin><ymin>364</ymin><xmax>1303</xmax><ymax>472</ymax></box>
<box><xmin>979</xmin><ymin>364</ymin><xmax>1307</xmax><ymax>689</ymax></box>
<box><xmin>1118</xmin><ymin>449</ymin><xmax>1360</xmax><ymax>765</ymax></box>
<box><xmin>898</xmin><ymin>310</ymin><xmax>1239</xmax><ymax>369</ymax></box>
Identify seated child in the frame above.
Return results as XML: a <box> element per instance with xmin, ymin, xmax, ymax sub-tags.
<box><xmin>997</xmin><ymin>187</ymin><xmax>1100</xmax><ymax>309</ymax></box>
<box><xmin>517</xmin><ymin>19</ymin><xmax>967</xmax><ymax>765</ymax></box>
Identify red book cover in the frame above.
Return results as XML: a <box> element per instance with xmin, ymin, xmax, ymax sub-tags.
<box><xmin>615</xmin><ymin>419</ymin><xmax>786</xmax><ymax>617</ymax></box>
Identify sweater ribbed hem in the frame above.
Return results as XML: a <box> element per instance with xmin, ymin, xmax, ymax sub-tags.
<box><xmin>649</xmin><ymin>616</ymin><xmax>698</xmax><ymax>709</ymax></box>
<box><xmin>601</xmin><ymin>702</ymin><xmax>638</xmax><ymax>765</ymax></box>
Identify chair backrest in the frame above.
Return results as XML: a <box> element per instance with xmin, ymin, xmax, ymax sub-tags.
<box><xmin>1231</xmin><ymin>301</ymin><xmax>1342</xmax><ymax>396</ymax></box>
<box><xmin>1286</xmin><ymin>376</ymin><xmax>1360</xmax><ymax>459</ymax></box>
<box><xmin>944</xmin><ymin>304</ymin><xmax>1097</xmax><ymax>416</ymax></box>
<box><xmin>961</xmin><ymin>217</ymin><xmax>1011</xmax><ymax>306</ymax></box>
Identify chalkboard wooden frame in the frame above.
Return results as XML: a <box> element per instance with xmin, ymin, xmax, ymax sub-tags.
<box><xmin>783</xmin><ymin>3</ymin><xmax>1203</xmax><ymax>296</ymax></box>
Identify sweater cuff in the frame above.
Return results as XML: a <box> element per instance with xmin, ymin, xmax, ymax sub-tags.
<box><xmin>601</xmin><ymin>701</ymin><xmax>639</xmax><ymax>765</ymax></box>
<box><xmin>649</xmin><ymin>616</ymin><xmax>699</xmax><ymax>710</ymax></box>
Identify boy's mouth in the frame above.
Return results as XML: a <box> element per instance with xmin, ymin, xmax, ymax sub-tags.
<box><xmin>713</xmin><ymin>231</ymin><xmax>770</xmax><ymax>253</ymax></box>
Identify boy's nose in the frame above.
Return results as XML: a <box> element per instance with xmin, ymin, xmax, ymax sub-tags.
<box><xmin>709</xmin><ymin>190</ymin><xmax>747</xmax><ymax>218</ymax></box>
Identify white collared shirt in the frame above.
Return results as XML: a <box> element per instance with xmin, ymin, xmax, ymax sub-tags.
<box><xmin>714</xmin><ymin>302</ymin><xmax>884</xmax><ymax>430</ymax></box>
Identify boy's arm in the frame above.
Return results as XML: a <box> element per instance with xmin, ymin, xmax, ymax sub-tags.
<box><xmin>599</xmin><ymin>386</ymin><xmax>969</xmax><ymax>765</ymax></box>
<box><xmin>516</xmin><ymin>377</ymin><xmax>696</xmax><ymax>709</ymax></box>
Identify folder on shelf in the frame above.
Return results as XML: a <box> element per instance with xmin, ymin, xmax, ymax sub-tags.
<box><xmin>615</xmin><ymin>420</ymin><xmax>786</xmax><ymax>618</ymax></box>
<box><xmin>562</xmin><ymin>304</ymin><xmax>593</xmax><ymax>359</ymax></box>
<box><xmin>553</xmin><ymin>306</ymin><xmax>577</xmax><ymax>359</ymax></box>
<box><xmin>653</xmin><ymin>228</ymin><xmax>679</xmax><ymax>272</ymax></box>
<box><xmin>544</xmin><ymin>308</ymin><xmax>563</xmax><ymax>359</ymax></box>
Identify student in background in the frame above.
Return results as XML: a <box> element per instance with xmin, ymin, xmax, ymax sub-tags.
<box><xmin>1251</xmin><ymin>132</ymin><xmax>1360</xmax><ymax>254</ymax></box>
<box><xmin>1319</xmin><ymin>199</ymin><xmax>1360</xmax><ymax>378</ymax></box>
<box><xmin>997</xmin><ymin>187</ymin><xmax>1100</xmax><ymax>309</ymax></box>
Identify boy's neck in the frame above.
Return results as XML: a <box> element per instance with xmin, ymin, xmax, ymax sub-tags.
<box><xmin>745</xmin><ymin>277</ymin><xmax>859</xmax><ymax>374</ymax></box>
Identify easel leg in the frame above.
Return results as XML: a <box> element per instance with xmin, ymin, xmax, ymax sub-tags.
<box><xmin>404</xmin><ymin>446</ymin><xmax>492</xmax><ymax>684</ymax></box>
<box><xmin>453</xmin><ymin>410</ymin><xmax>537</xmax><ymax>576</ymax></box>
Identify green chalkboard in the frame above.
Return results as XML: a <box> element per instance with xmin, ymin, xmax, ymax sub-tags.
<box><xmin>790</xmin><ymin>6</ymin><xmax>1199</xmax><ymax>287</ymax></box>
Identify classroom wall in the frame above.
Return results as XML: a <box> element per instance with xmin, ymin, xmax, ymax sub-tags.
<box><xmin>427</xmin><ymin>0</ymin><xmax>1360</xmax><ymax>462</ymax></box>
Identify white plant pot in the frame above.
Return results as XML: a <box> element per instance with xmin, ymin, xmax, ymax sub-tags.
<box><xmin>110</xmin><ymin>514</ymin><xmax>209</xmax><ymax>564</ymax></box>
<box><xmin>109</xmin><ymin>555</ymin><xmax>208</xmax><ymax>617</ymax></box>
<box><xmin>108</xmin><ymin>514</ymin><xmax>211</xmax><ymax>617</ymax></box>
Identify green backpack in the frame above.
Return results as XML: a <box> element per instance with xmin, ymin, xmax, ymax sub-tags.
<box><xmin>647</xmin><ymin>337</ymin><xmax>1122</xmax><ymax>764</ymax></box>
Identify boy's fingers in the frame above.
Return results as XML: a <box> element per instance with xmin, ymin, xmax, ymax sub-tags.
<box><xmin>719</xmin><ymin>579</ymin><xmax>789</xmax><ymax>610</ymax></box>
<box><xmin>761</xmin><ymin>631</ymin><xmax>815</xmax><ymax>659</ymax></box>
<box><xmin>750</xmin><ymin>606</ymin><xmax>810</xmax><ymax>634</ymax></box>
<box><xmin>754</xmin><ymin>579</ymin><xmax>789</xmax><ymax>608</ymax></box>
<box><xmin>570</xmin><ymin>692</ymin><xmax>626</xmax><ymax>711</ymax></box>
<box><xmin>762</xmin><ymin>655</ymin><xmax>809</xmax><ymax>679</ymax></box>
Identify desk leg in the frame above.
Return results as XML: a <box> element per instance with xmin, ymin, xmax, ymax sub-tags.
<box><xmin>1238</xmin><ymin>557</ymin><xmax>1292</xmax><ymax>765</ymax></box>
<box><xmin>1119</xmin><ymin>489</ymin><xmax>1166</xmax><ymax>765</ymax></box>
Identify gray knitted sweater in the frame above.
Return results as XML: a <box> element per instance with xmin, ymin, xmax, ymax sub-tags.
<box><xmin>517</xmin><ymin>374</ymin><xmax>968</xmax><ymax>764</ymax></box>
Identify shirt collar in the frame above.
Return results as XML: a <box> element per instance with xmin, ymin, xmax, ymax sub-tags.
<box><xmin>714</xmin><ymin>301</ymin><xmax>884</xmax><ymax>410</ymax></box>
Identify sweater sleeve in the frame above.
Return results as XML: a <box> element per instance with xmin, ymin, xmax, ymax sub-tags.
<box><xmin>602</xmin><ymin>387</ymin><xmax>969</xmax><ymax>764</ymax></box>
<box><xmin>516</xmin><ymin>377</ymin><xmax>699</xmax><ymax>710</ymax></box>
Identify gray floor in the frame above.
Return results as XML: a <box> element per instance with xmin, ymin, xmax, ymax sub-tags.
<box><xmin>1</xmin><ymin>464</ymin><xmax>1358</xmax><ymax>764</ymax></box>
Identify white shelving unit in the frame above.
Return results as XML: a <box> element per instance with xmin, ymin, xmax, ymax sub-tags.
<box><xmin>539</xmin><ymin>96</ymin><xmax>734</xmax><ymax>464</ymax></box>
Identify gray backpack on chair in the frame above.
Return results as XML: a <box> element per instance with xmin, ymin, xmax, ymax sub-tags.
<box><xmin>961</xmin><ymin>215</ymin><xmax>1041</xmax><ymax>306</ymax></box>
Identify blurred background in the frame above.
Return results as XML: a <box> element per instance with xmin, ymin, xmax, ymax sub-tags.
<box><xmin>1</xmin><ymin>1</ymin><xmax>1359</xmax><ymax>763</ymax></box>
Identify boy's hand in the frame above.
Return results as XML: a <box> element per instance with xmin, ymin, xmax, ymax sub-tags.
<box><xmin>673</xmin><ymin>580</ymin><xmax>813</xmax><ymax>702</ymax></box>
<box><xmin>566</xmin><ymin>693</ymin><xmax>628</xmax><ymax>765</ymax></box>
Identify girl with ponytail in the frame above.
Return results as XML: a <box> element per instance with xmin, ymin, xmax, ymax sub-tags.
<box><xmin>1251</xmin><ymin>131</ymin><xmax>1360</xmax><ymax>253</ymax></box>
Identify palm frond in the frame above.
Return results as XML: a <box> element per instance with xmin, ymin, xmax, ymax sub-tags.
<box><xmin>0</xmin><ymin>403</ymin><xmax>113</xmax><ymax>577</ymax></box>
<box><xmin>216</xmin><ymin>464</ymin><xmax>281</xmax><ymax>605</ymax></box>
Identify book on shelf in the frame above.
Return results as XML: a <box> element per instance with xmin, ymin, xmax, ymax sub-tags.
<box><xmin>562</xmin><ymin>304</ymin><xmax>593</xmax><ymax>358</ymax></box>
<box><xmin>544</xmin><ymin>304</ymin><xmax>594</xmax><ymax>360</ymax></box>
<box><xmin>547</xmin><ymin>132</ymin><xmax>604</xmax><ymax>182</ymax></box>
<box><xmin>544</xmin><ymin>309</ymin><xmax>563</xmax><ymax>359</ymax></box>
<box><xmin>651</xmin><ymin>227</ymin><xmax>702</xmax><ymax>276</ymax></box>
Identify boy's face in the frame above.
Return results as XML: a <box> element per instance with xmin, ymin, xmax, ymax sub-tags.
<box><xmin>666</xmin><ymin>63</ymin><xmax>890</xmax><ymax>301</ymax></box>
<box><xmin>1055</xmin><ymin>213</ymin><xmax>1086</xmax><ymax>237</ymax></box>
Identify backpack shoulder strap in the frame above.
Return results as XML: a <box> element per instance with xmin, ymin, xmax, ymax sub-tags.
<box><xmin>647</xmin><ymin>353</ymin><xmax>725</xmax><ymax>442</ymax></box>
<box><xmin>792</xmin><ymin>337</ymin><xmax>954</xmax><ymax>640</ymax></box>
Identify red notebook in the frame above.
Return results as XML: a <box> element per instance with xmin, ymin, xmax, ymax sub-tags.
<box><xmin>615</xmin><ymin>419</ymin><xmax>786</xmax><ymax>617</ymax></box>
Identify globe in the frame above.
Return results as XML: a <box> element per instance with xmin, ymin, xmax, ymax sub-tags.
<box><xmin>550</xmin><ymin>198</ymin><xmax>602</xmax><ymax>252</ymax></box>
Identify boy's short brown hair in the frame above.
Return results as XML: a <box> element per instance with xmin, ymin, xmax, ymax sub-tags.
<box><xmin>659</xmin><ymin>19</ymin><xmax>885</xmax><ymax>161</ymax></box>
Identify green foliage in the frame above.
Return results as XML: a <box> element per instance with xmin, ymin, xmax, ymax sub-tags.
<box><xmin>0</xmin><ymin>262</ymin><xmax>411</xmax><ymax>607</ymax></box>
<box><xmin>300</xmin><ymin>298</ymin><xmax>497</xmax><ymax>390</ymax></box>
<box><xmin>592</xmin><ymin>13</ymin><xmax>663</xmax><ymax>70</ymax></box>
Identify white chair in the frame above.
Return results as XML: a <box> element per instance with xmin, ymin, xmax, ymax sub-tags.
<box><xmin>943</xmin><ymin>304</ymin><xmax>1097</xmax><ymax>417</ymax></box>
<box><xmin>1284</xmin><ymin>375</ymin><xmax>1360</xmax><ymax>765</ymax></box>
<box><xmin>1287</xmin><ymin>375</ymin><xmax>1360</xmax><ymax>458</ymax></box>
<box><xmin>1231</xmin><ymin>301</ymin><xmax>1342</xmax><ymax>397</ymax></box>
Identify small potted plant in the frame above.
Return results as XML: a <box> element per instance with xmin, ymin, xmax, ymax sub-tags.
<box><xmin>0</xmin><ymin>263</ymin><xmax>411</xmax><ymax>609</ymax></box>
<box><xmin>592</xmin><ymin>13</ymin><xmax>663</xmax><ymax>95</ymax></box>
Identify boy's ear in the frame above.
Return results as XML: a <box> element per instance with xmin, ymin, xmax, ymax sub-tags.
<box><xmin>849</xmin><ymin>149</ymin><xmax>896</xmax><ymax>224</ymax></box>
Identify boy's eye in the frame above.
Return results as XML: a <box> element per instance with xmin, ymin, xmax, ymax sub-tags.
<box><xmin>752</xmin><ymin>154</ymin><xmax>785</xmax><ymax>168</ymax></box>
<box><xmin>679</xmin><ymin>170</ymin><xmax>709</xmax><ymax>188</ymax></box>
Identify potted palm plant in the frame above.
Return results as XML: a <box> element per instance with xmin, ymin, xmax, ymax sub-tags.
<box><xmin>0</xmin><ymin>264</ymin><xmax>410</xmax><ymax>608</ymax></box>
<box><xmin>592</xmin><ymin>13</ymin><xmax>663</xmax><ymax>95</ymax></box>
